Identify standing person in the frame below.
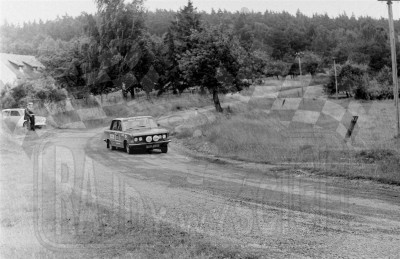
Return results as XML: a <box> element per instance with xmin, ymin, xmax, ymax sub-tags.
<box><xmin>24</xmin><ymin>102</ymin><xmax>35</xmax><ymax>131</ymax></box>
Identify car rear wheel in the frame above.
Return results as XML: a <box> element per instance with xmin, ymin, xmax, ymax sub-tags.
<box><xmin>161</xmin><ymin>146</ymin><xmax>168</xmax><ymax>153</ymax></box>
<box><xmin>107</xmin><ymin>140</ymin><xmax>116</xmax><ymax>150</ymax></box>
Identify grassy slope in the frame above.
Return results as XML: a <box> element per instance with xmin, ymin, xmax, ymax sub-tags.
<box><xmin>178</xmin><ymin>78</ymin><xmax>400</xmax><ymax>185</ymax></box>
<box><xmin>34</xmin><ymin>93</ymin><xmax>215</xmax><ymax>129</ymax></box>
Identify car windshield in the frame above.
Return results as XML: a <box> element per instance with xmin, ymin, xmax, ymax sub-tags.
<box><xmin>123</xmin><ymin>117</ymin><xmax>158</xmax><ymax>130</ymax></box>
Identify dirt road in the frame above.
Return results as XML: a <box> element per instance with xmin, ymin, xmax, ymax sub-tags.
<box><xmin>0</xmin><ymin>126</ymin><xmax>394</xmax><ymax>258</ymax></box>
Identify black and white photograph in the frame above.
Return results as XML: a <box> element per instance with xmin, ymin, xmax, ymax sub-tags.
<box><xmin>0</xmin><ymin>0</ymin><xmax>400</xmax><ymax>258</ymax></box>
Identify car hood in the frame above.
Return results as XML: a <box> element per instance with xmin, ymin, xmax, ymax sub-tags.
<box><xmin>125</xmin><ymin>127</ymin><xmax>169</xmax><ymax>136</ymax></box>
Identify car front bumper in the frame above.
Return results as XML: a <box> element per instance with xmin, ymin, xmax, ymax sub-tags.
<box><xmin>103</xmin><ymin>139</ymin><xmax>171</xmax><ymax>148</ymax></box>
<box><xmin>128</xmin><ymin>140</ymin><xmax>171</xmax><ymax>148</ymax></box>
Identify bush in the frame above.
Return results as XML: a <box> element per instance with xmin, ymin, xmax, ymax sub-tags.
<box><xmin>0</xmin><ymin>77</ymin><xmax>68</xmax><ymax>108</ymax></box>
<box><xmin>354</xmin><ymin>77</ymin><xmax>395</xmax><ymax>100</ymax></box>
<box><xmin>324</xmin><ymin>62</ymin><xmax>397</xmax><ymax>100</ymax></box>
<box><xmin>0</xmin><ymin>93</ymin><xmax>17</xmax><ymax>108</ymax></box>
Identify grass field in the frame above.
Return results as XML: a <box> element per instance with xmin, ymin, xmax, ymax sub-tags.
<box><xmin>181</xmin><ymin>79</ymin><xmax>400</xmax><ymax>185</ymax></box>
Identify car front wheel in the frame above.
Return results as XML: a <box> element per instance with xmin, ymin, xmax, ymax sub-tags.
<box><xmin>161</xmin><ymin>146</ymin><xmax>168</xmax><ymax>153</ymax></box>
<box><xmin>125</xmin><ymin>143</ymin><xmax>133</xmax><ymax>154</ymax></box>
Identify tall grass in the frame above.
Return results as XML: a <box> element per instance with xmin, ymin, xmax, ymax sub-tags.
<box><xmin>76</xmin><ymin>203</ymin><xmax>261</xmax><ymax>258</ymax></box>
<box><xmin>182</xmin><ymin>104</ymin><xmax>400</xmax><ymax>185</ymax></box>
<box><xmin>309</xmin><ymin>73</ymin><xmax>330</xmax><ymax>86</ymax></box>
<box><xmin>185</xmin><ymin>107</ymin><xmax>346</xmax><ymax>163</ymax></box>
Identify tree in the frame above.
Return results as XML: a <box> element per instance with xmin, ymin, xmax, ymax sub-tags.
<box><xmin>160</xmin><ymin>28</ymin><xmax>187</xmax><ymax>94</ymax></box>
<box><xmin>325</xmin><ymin>63</ymin><xmax>367</xmax><ymax>96</ymax></box>
<box><xmin>94</xmin><ymin>0</ymin><xmax>149</xmax><ymax>98</ymax></box>
<box><xmin>160</xmin><ymin>0</ymin><xmax>202</xmax><ymax>94</ymax></box>
<box><xmin>179</xmin><ymin>25</ymin><xmax>244</xmax><ymax>112</ymax></box>
<box><xmin>264</xmin><ymin>61</ymin><xmax>290</xmax><ymax>79</ymax></box>
<box><xmin>170</xmin><ymin>0</ymin><xmax>202</xmax><ymax>51</ymax></box>
<box><xmin>301</xmin><ymin>51</ymin><xmax>322</xmax><ymax>76</ymax></box>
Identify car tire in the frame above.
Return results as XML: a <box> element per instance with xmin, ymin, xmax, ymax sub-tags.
<box><xmin>23</xmin><ymin>121</ymin><xmax>27</xmax><ymax>129</ymax></box>
<box><xmin>125</xmin><ymin>142</ymin><xmax>133</xmax><ymax>154</ymax></box>
<box><xmin>161</xmin><ymin>146</ymin><xmax>168</xmax><ymax>153</ymax></box>
<box><xmin>107</xmin><ymin>140</ymin><xmax>116</xmax><ymax>150</ymax></box>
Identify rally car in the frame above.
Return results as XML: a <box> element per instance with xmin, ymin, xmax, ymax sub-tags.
<box><xmin>104</xmin><ymin>116</ymin><xmax>170</xmax><ymax>154</ymax></box>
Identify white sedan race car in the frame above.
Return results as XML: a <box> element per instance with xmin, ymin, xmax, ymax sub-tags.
<box><xmin>1</xmin><ymin>108</ymin><xmax>46</xmax><ymax>130</ymax></box>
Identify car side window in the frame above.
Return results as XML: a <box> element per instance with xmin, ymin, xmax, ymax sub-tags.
<box><xmin>10</xmin><ymin>110</ymin><xmax>21</xmax><ymax>116</ymax></box>
<box><xmin>117</xmin><ymin>121</ymin><xmax>122</xmax><ymax>131</ymax></box>
<box><xmin>111</xmin><ymin>120</ymin><xmax>120</xmax><ymax>131</ymax></box>
<box><xmin>2</xmin><ymin>111</ymin><xmax>10</xmax><ymax>117</ymax></box>
<box><xmin>110</xmin><ymin>120</ymin><xmax>116</xmax><ymax>130</ymax></box>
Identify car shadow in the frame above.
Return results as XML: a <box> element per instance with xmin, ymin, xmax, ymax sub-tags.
<box><xmin>114</xmin><ymin>148</ymin><xmax>164</xmax><ymax>155</ymax></box>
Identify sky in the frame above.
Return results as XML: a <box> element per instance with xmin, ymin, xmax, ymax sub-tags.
<box><xmin>0</xmin><ymin>0</ymin><xmax>399</xmax><ymax>26</ymax></box>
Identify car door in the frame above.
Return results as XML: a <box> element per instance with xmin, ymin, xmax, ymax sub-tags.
<box><xmin>114</xmin><ymin>121</ymin><xmax>123</xmax><ymax>148</ymax></box>
<box><xmin>9</xmin><ymin>110</ymin><xmax>23</xmax><ymax>127</ymax></box>
<box><xmin>108</xmin><ymin>120</ymin><xmax>118</xmax><ymax>146</ymax></box>
<box><xmin>10</xmin><ymin>110</ymin><xmax>24</xmax><ymax>124</ymax></box>
<box><xmin>2</xmin><ymin>110</ymin><xmax>11</xmax><ymax>127</ymax></box>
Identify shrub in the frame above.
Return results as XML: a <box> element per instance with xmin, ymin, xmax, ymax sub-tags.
<box><xmin>0</xmin><ymin>77</ymin><xmax>68</xmax><ymax>108</ymax></box>
<box><xmin>376</xmin><ymin>66</ymin><xmax>392</xmax><ymax>85</ymax></box>
<box><xmin>324</xmin><ymin>62</ymin><xmax>368</xmax><ymax>96</ymax></box>
<box><xmin>324</xmin><ymin>62</ymin><xmax>399</xmax><ymax>100</ymax></box>
<box><xmin>0</xmin><ymin>93</ymin><xmax>17</xmax><ymax>108</ymax></box>
<box><xmin>354</xmin><ymin>77</ymin><xmax>395</xmax><ymax>100</ymax></box>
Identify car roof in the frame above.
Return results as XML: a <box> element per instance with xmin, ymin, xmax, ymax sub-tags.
<box><xmin>2</xmin><ymin>108</ymin><xmax>25</xmax><ymax>112</ymax></box>
<box><xmin>114</xmin><ymin>116</ymin><xmax>154</xmax><ymax>121</ymax></box>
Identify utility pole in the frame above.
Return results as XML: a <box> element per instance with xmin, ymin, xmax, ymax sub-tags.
<box><xmin>295</xmin><ymin>52</ymin><xmax>304</xmax><ymax>97</ymax></box>
<box><xmin>298</xmin><ymin>56</ymin><xmax>302</xmax><ymax>77</ymax></box>
<box><xmin>333</xmin><ymin>57</ymin><xmax>338</xmax><ymax>100</ymax></box>
<box><xmin>379</xmin><ymin>0</ymin><xmax>399</xmax><ymax>137</ymax></box>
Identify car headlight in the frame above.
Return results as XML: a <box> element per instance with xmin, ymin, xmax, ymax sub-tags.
<box><xmin>162</xmin><ymin>134</ymin><xmax>166</xmax><ymax>139</ymax></box>
<box><xmin>139</xmin><ymin>137</ymin><xmax>143</xmax><ymax>141</ymax></box>
<box><xmin>146</xmin><ymin>136</ymin><xmax>152</xmax><ymax>143</ymax></box>
<box><xmin>134</xmin><ymin>137</ymin><xmax>138</xmax><ymax>142</ymax></box>
<box><xmin>153</xmin><ymin>135</ymin><xmax>160</xmax><ymax>141</ymax></box>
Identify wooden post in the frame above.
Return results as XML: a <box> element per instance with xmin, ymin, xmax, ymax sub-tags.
<box><xmin>334</xmin><ymin>58</ymin><xmax>338</xmax><ymax>100</ymax></box>
<box><xmin>296</xmin><ymin>52</ymin><xmax>304</xmax><ymax>97</ymax></box>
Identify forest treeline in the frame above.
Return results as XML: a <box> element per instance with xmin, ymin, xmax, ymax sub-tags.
<box><xmin>1</xmin><ymin>0</ymin><xmax>399</xmax><ymax>109</ymax></box>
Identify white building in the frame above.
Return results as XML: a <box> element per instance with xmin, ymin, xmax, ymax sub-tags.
<box><xmin>0</xmin><ymin>53</ymin><xmax>45</xmax><ymax>92</ymax></box>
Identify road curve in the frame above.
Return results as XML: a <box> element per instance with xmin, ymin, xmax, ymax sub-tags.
<box><xmin>33</xmin><ymin>127</ymin><xmax>400</xmax><ymax>258</ymax></box>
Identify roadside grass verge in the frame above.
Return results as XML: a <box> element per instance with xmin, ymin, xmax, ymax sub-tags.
<box><xmin>52</xmin><ymin>196</ymin><xmax>263</xmax><ymax>258</ymax></box>
<box><xmin>307</xmin><ymin>147</ymin><xmax>400</xmax><ymax>185</ymax></box>
<box><xmin>83</xmin><ymin>209</ymin><xmax>260</xmax><ymax>258</ymax></box>
<box><xmin>179</xmin><ymin>104</ymin><xmax>400</xmax><ymax>185</ymax></box>
<box><xmin>182</xmin><ymin>109</ymin><xmax>347</xmax><ymax>164</ymax></box>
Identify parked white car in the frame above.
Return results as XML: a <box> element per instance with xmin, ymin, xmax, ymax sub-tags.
<box><xmin>1</xmin><ymin>108</ymin><xmax>46</xmax><ymax>129</ymax></box>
